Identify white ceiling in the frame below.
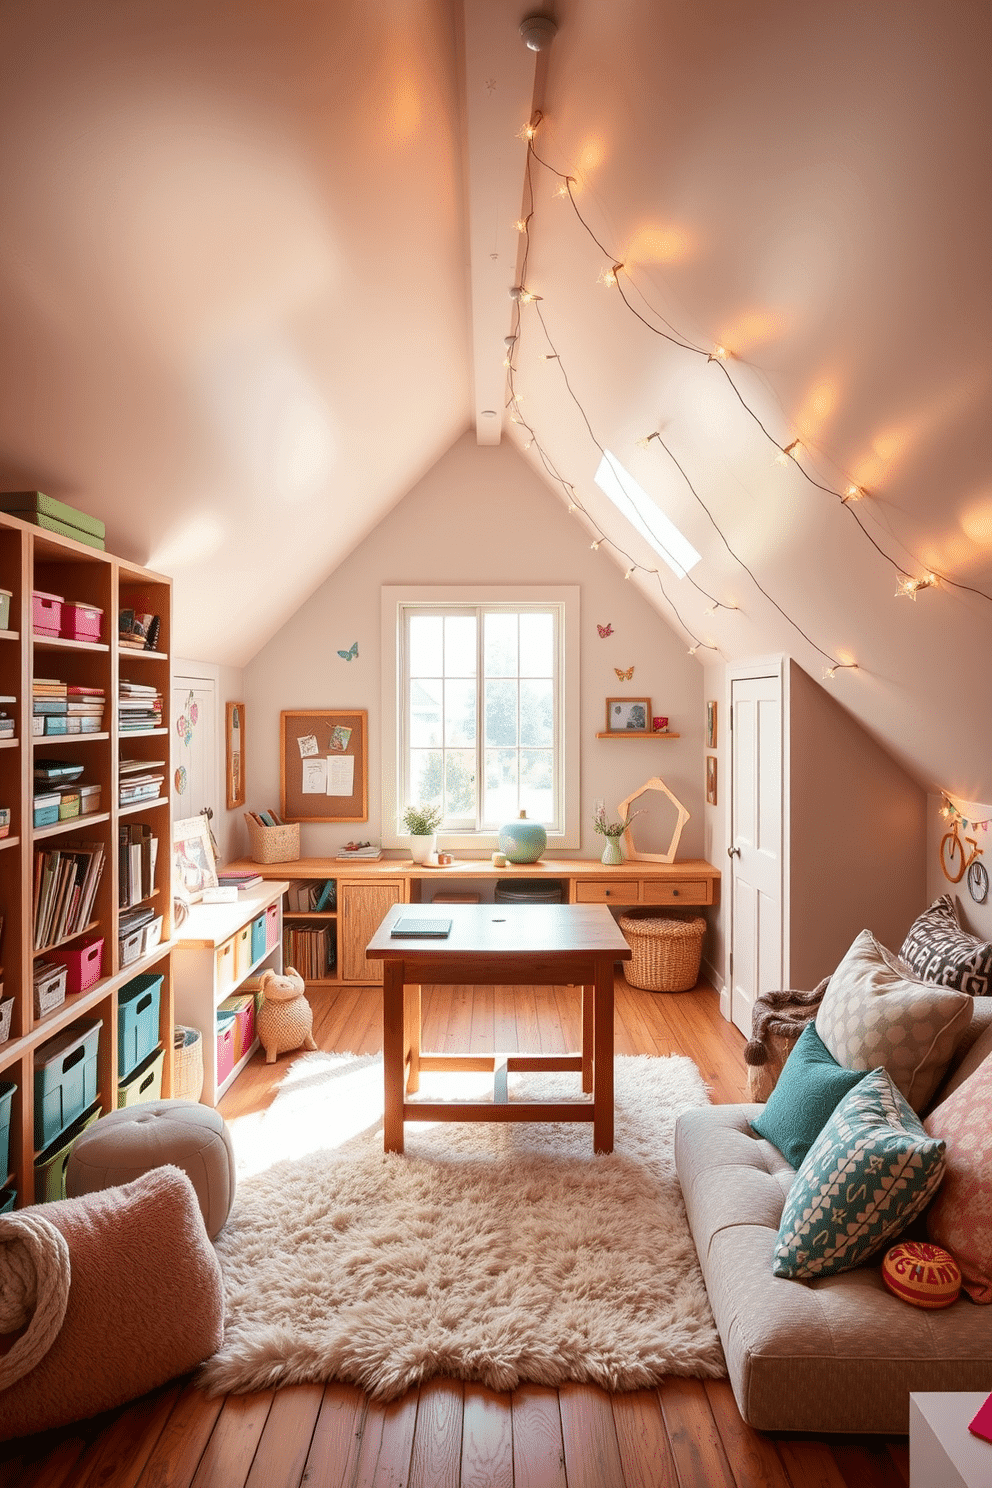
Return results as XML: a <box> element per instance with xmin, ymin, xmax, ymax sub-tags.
<box><xmin>0</xmin><ymin>0</ymin><xmax>989</xmax><ymax>800</ymax></box>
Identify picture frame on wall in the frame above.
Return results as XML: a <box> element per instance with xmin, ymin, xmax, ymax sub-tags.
<box><xmin>606</xmin><ymin>697</ymin><xmax>652</xmax><ymax>732</ymax></box>
<box><xmin>225</xmin><ymin>701</ymin><xmax>246</xmax><ymax>810</ymax></box>
<box><xmin>706</xmin><ymin>754</ymin><xmax>718</xmax><ymax>805</ymax></box>
<box><xmin>706</xmin><ymin>700</ymin><xmax>717</xmax><ymax>750</ymax></box>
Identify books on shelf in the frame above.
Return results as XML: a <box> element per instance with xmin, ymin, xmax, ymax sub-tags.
<box><xmin>32</xmin><ymin>840</ymin><xmax>106</xmax><ymax>950</ymax></box>
<box><xmin>283</xmin><ymin>922</ymin><xmax>335</xmax><ymax>981</ymax></box>
<box><xmin>33</xmin><ymin>679</ymin><xmax>105</xmax><ymax>730</ymax></box>
<box><xmin>119</xmin><ymin>759</ymin><xmax>165</xmax><ymax>807</ymax></box>
<box><xmin>118</xmin><ymin>680</ymin><xmax>163</xmax><ymax>730</ymax></box>
<box><xmin>118</xmin><ymin>823</ymin><xmax>158</xmax><ymax>907</ymax></box>
<box><xmin>286</xmin><ymin>878</ymin><xmax>336</xmax><ymax>912</ymax></box>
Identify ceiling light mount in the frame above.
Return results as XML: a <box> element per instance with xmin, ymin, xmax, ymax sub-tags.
<box><xmin>519</xmin><ymin>15</ymin><xmax>558</xmax><ymax>52</ymax></box>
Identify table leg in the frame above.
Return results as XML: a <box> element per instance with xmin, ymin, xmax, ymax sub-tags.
<box><xmin>592</xmin><ymin>959</ymin><xmax>614</xmax><ymax>1153</ymax></box>
<box><xmin>405</xmin><ymin>981</ymin><xmax>421</xmax><ymax>1094</ymax></box>
<box><xmin>383</xmin><ymin>962</ymin><xmax>406</xmax><ymax>1153</ymax></box>
<box><xmin>581</xmin><ymin>983</ymin><xmax>594</xmax><ymax>1093</ymax></box>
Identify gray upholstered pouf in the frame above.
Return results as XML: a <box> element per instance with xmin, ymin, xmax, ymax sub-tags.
<box><xmin>65</xmin><ymin>1099</ymin><xmax>236</xmax><ymax>1239</ymax></box>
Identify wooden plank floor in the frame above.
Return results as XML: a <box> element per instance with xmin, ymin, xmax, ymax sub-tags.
<box><xmin>1</xmin><ymin>980</ymin><xmax>911</xmax><ymax>1488</ymax></box>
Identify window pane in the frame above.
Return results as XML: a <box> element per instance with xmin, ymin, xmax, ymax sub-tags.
<box><xmin>519</xmin><ymin>613</ymin><xmax>553</xmax><ymax>676</ymax></box>
<box><xmin>444</xmin><ymin>615</ymin><xmax>476</xmax><ymax>677</ymax></box>
<box><xmin>484</xmin><ymin>612</ymin><xmax>517</xmax><ymax>677</ymax></box>
<box><xmin>519</xmin><ymin>679</ymin><xmax>553</xmax><ymax>746</ymax></box>
<box><xmin>409</xmin><ymin>678</ymin><xmax>442</xmax><ymax>746</ymax></box>
<box><xmin>485</xmin><ymin>679</ymin><xmax>517</xmax><ymax>746</ymax></box>
<box><xmin>409</xmin><ymin>750</ymin><xmax>443</xmax><ymax>807</ymax></box>
<box><xmin>444</xmin><ymin>678</ymin><xmax>476</xmax><ymax>746</ymax></box>
<box><xmin>445</xmin><ymin>750</ymin><xmax>476</xmax><ymax>817</ymax></box>
<box><xmin>409</xmin><ymin>614</ymin><xmax>443</xmax><ymax>677</ymax></box>
<box><xmin>520</xmin><ymin>750</ymin><xmax>553</xmax><ymax>823</ymax></box>
<box><xmin>484</xmin><ymin>748</ymin><xmax>518</xmax><ymax>824</ymax></box>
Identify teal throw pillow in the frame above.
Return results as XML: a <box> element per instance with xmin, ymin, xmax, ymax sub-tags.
<box><xmin>751</xmin><ymin>1022</ymin><xmax>866</xmax><ymax>1168</ymax></box>
<box><xmin>773</xmin><ymin>1067</ymin><xmax>946</xmax><ymax>1280</ymax></box>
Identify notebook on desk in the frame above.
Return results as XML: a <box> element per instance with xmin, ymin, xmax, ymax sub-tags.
<box><xmin>390</xmin><ymin>917</ymin><xmax>452</xmax><ymax>938</ymax></box>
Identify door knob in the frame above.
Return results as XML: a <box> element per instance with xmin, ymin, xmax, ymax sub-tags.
<box><xmin>727</xmin><ymin>845</ymin><xmax>741</xmax><ymax>858</ymax></box>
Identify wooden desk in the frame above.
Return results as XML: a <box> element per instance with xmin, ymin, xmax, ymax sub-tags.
<box><xmin>366</xmin><ymin>902</ymin><xmax>632</xmax><ymax>1154</ymax></box>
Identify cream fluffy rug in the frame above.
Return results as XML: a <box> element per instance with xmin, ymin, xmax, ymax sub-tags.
<box><xmin>202</xmin><ymin>1053</ymin><xmax>725</xmax><ymax>1400</ymax></box>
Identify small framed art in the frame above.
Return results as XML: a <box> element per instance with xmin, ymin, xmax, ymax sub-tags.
<box><xmin>706</xmin><ymin>700</ymin><xmax>718</xmax><ymax>749</ymax></box>
<box><xmin>606</xmin><ymin>697</ymin><xmax>651</xmax><ymax>733</ymax></box>
<box><xmin>226</xmin><ymin>701</ymin><xmax>246</xmax><ymax>810</ymax></box>
<box><xmin>173</xmin><ymin>814</ymin><xmax>219</xmax><ymax>903</ymax></box>
<box><xmin>706</xmin><ymin>755</ymin><xmax>718</xmax><ymax>805</ymax></box>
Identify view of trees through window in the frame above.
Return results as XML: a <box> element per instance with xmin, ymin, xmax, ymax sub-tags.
<box><xmin>404</xmin><ymin>606</ymin><xmax>558</xmax><ymax>830</ymax></box>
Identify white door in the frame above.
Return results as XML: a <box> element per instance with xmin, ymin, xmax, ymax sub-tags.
<box><xmin>729</xmin><ymin>672</ymin><xmax>783</xmax><ymax>1037</ymax></box>
<box><xmin>172</xmin><ymin>677</ymin><xmax>218</xmax><ymax>827</ymax></box>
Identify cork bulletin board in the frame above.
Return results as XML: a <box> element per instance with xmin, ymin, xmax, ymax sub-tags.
<box><xmin>280</xmin><ymin>710</ymin><xmax>368</xmax><ymax>822</ymax></box>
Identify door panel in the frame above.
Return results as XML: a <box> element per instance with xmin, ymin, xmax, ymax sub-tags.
<box><xmin>730</xmin><ymin>674</ymin><xmax>783</xmax><ymax>1036</ymax></box>
<box><xmin>341</xmin><ymin>881</ymin><xmax>404</xmax><ymax>982</ymax></box>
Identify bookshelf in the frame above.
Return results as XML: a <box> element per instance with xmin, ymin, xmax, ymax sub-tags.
<box><xmin>0</xmin><ymin>516</ymin><xmax>173</xmax><ymax>1208</ymax></box>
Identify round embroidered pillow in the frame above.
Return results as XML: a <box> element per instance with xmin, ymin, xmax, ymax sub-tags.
<box><xmin>882</xmin><ymin>1240</ymin><xmax>961</xmax><ymax>1308</ymax></box>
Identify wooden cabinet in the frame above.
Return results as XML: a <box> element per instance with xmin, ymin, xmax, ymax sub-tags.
<box><xmin>339</xmin><ymin>880</ymin><xmax>404</xmax><ymax>982</ymax></box>
<box><xmin>574</xmin><ymin>876</ymin><xmax>713</xmax><ymax>906</ymax></box>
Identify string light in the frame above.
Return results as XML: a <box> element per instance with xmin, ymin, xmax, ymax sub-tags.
<box><xmin>514</xmin><ymin>219</ymin><xmax>528</xmax><ymax>234</ymax></box>
<box><xmin>509</xmin><ymin>286</ymin><xmax>541</xmax><ymax>304</ymax></box>
<box><xmin>774</xmin><ymin>439</ymin><xmax>802</xmax><ymax>466</ymax></box>
<box><xmin>895</xmin><ymin>572</ymin><xmax>938</xmax><ymax>600</ymax></box>
<box><xmin>822</xmin><ymin>663</ymin><xmax>860</xmax><ymax>680</ymax></box>
<box><xmin>707</xmin><ymin>345</ymin><xmax>729</xmax><ymax>362</ymax></box>
<box><xmin>598</xmin><ymin>262</ymin><xmax>624</xmax><ymax>287</ymax></box>
<box><xmin>591</xmin><ymin>539</ymin><xmax>602</xmax><ymax>550</ymax></box>
<box><xmin>625</xmin><ymin>567</ymin><xmax>635</xmax><ymax>580</ymax></box>
<box><xmin>941</xmin><ymin>793</ymin><xmax>991</xmax><ymax>830</ymax></box>
<box><xmin>636</xmin><ymin>432</ymin><xmax>660</xmax><ymax>450</ymax></box>
<box><xmin>843</xmin><ymin>485</ymin><xmax>866</xmax><ymax>503</ymax></box>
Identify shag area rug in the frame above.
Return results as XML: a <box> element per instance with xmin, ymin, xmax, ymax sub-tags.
<box><xmin>203</xmin><ymin>1053</ymin><xmax>725</xmax><ymax>1400</ymax></box>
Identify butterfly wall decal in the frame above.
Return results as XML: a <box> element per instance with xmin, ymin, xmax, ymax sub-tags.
<box><xmin>337</xmin><ymin>642</ymin><xmax>358</xmax><ymax>661</ymax></box>
<box><xmin>614</xmin><ymin>665</ymin><xmax>634</xmax><ymax>681</ymax></box>
<box><xmin>596</xmin><ymin>622</ymin><xmax>613</xmax><ymax>638</ymax></box>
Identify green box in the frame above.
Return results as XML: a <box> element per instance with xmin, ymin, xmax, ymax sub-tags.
<box><xmin>0</xmin><ymin>490</ymin><xmax>105</xmax><ymax>540</ymax></box>
<box><xmin>117</xmin><ymin>1044</ymin><xmax>164</xmax><ymax>1108</ymax></box>
<box><xmin>34</xmin><ymin>1102</ymin><xmax>101</xmax><ymax>1203</ymax></box>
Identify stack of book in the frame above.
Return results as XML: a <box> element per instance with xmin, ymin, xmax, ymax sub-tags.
<box><xmin>118</xmin><ymin>681</ymin><xmax>163</xmax><ymax>731</ymax></box>
<box><xmin>286</xmin><ymin>879</ymin><xmax>336</xmax><ymax>911</ymax></box>
<box><xmin>32</xmin><ymin>679</ymin><xmax>105</xmax><ymax>736</ymax></box>
<box><xmin>283</xmin><ymin>922</ymin><xmax>335</xmax><ymax>981</ymax></box>
<box><xmin>67</xmin><ymin>685</ymin><xmax>105</xmax><ymax>734</ymax></box>
<box><xmin>118</xmin><ymin>822</ymin><xmax>159</xmax><ymax>906</ymax></box>
<box><xmin>335</xmin><ymin>841</ymin><xmax>382</xmax><ymax>862</ymax></box>
<box><xmin>0</xmin><ymin>695</ymin><xmax>15</xmax><ymax>739</ymax></box>
<box><xmin>216</xmin><ymin>869</ymin><xmax>264</xmax><ymax>890</ymax></box>
<box><xmin>33</xmin><ymin>841</ymin><xmax>106</xmax><ymax>950</ymax></box>
<box><xmin>119</xmin><ymin>759</ymin><xmax>165</xmax><ymax>807</ymax></box>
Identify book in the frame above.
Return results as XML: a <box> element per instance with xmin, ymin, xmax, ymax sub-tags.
<box><xmin>315</xmin><ymin>879</ymin><xmax>337</xmax><ymax>911</ymax></box>
<box><xmin>217</xmin><ymin>871</ymin><xmax>264</xmax><ymax>889</ymax></box>
<box><xmin>390</xmin><ymin>917</ymin><xmax>452</xmax><ymax>938</ymax></box>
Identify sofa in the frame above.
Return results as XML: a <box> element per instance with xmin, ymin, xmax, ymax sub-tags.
<box><xmin>675</xmin><ymin>907</ymin><xmax>992</xmax><ymax>1436</ymax></box>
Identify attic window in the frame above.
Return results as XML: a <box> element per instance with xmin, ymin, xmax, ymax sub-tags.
<box><xmin>594</xmin><ymin>451</ymin><xmax>700</xmax><ymax>578</ymax></box>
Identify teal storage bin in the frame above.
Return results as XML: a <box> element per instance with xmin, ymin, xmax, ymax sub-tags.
<box><xmin>0</xmin><ymin>1079</ymin><xmax>15</xmax><ymax>1178</ymax></box>
<box><xmin>0</xmin><ymin>1187</ymin><xmax>15</xmax><ymax>1213</ymax></box>
<box><xmin>34</xmin><ymin>796</ymin><xmax>60</xmax><ymax>827</ymax></box>
<box><xmin>34</xmin><ymin>1101</ymin><xmax>101</xmax><ymax>1203</ymax></box>
<box><xmin>251</xmin><ymin>913</ymin><xmax>266</xmax><ymax>965</ymax></box>
<box><xmin>34</xmin><ymin>1019</ymin><xmax>102</xmax><ymax>1150</ymax></box>
<box><xmin>117</xmin><ymin>973</ymin><xmax>162</xmax><ymax>1080</ymax></box>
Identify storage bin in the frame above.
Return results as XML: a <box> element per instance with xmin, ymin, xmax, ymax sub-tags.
<box><xmin>0</xmin><ymin>1188</ymin><xmax>14</xmax><ymax>1213</ymax></box>
<box><xmin>58</xmin><ymin>789</ymin><xmax>81</xmax><ymax>820</ymax></box>
<box><xmin>0</xmin><ymin>995</ymin><xmax>13</xmax><ymax>1043</ymax></box>
<box><xmin>234</xmin><ymin>924</ymin><xmax>252</xmax><ymax>979</ymax></box>
<box><xmin>251</xmin><ymin>912</ymin><xmax>267</xmax><ymax>965</ymax></box>
<box><xmin>246</xmin><ymin>817</ymin><xmax>299</xmax><ymax>864</ymax></box>
<box><xmin>0</xmin><ymin>1080</ymin><xmax>15</xmax><ymax>1177</ymax></box>
<box><xmin>618</xmin><ymin>912</ymin><xmax>707</xmax><ymax>992</ymax></box>
<box><xmin>215</xmin><ymin>937</ymin><xmax>236</xmax><ymax>998</ymax></box>
<box><xmin>34</xmin><ymin>1101</ymin><xmax>101</xmax><ymax>1203</ymax></box>
<box><xmin>60</xmin><ymin>601</ymin><xmax>103</xmax><ymax>642</ymax></box>
<box><xmin>34</xmin><ymin>794</ymin><xmax>60</xmax><ymax>828</ymax></box>
<box><xmin>142</xmin><ymin>915</ymin><xmax>163</xmax><ymax>955</ymax></box>
<box><xmin>0</xmin><ymin>588</ymin><xmax>11</xmax><ymax>630</ymax></box>
<box><xmin>48</xmin><ymin>936</ymin><xmax>103</xmax><ymax>994</ymax></box>
<box><xmin>44</xmin><ymin>715</ymin><xmax>68</xmax><ymax>735</ymax></box>
<box><xmin>265</xmin><ymin>902</ymin><xmax>279</xmax><ymax>950</ymax></box>
<box><xmin>218</xmin><ymin>992</ymin><xmax>255</xmax><ymax>1063</ymax></box>
<box><xmin>78</xmin><ymin>783</ymin><xmax>101</xmax><ymax>814</ymax></box>
<box><xmin>33</xmin><ymin>961</ymin><xmax>68</xmax><ymax>1018</ymax></box>
<box><xmin>32</xmin><ymin>589</ymin><xmax>63</xmax><ymax>636</ymax></box>
<box><xmin>117</xmin><ymin>1044</ymin><xmax>165</xmax><ymax>1108</ymax></box>
<box><xmin>118</xmin><ymin>926</ymin><xmax>144</xmax><ymax>967</ymax></box>
<box><xmin>0</xmin><ymin>807</ymin><xmax>10</xmax><ymax>838</ymax></box>
<box><xmin>118</xmin><ymin>972</ymin><xmax>162</xmax><ymax>1080</ymax></box>
<box><xmin>216</xmin><ymin>1013</ymin><xmax>236</xmax><ymax>1087</ymax></box>
<box><xmin>173</xmin><ymin>1024</ymin><xmax>204</xmax><ymax>1103</ymax></box>
<box><xmin>34</xmin><ymin>1018</ymin><xmax>102</xmax><ymax>1149</ymax></box>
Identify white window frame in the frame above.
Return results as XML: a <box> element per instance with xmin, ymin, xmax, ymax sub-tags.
<box><xmin>381</xmin><ymin>585</ymin><xmax>580</xmax><ymax>851</ymax></box>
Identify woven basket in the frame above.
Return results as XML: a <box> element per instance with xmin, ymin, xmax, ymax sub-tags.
<box><xmin>619</xmin><ymin>912</ymin><xmax>706</xmax><ymax>992</ymax></box>
<box><xmin>173</xmin><ymin>1024</ymin><xmax>204</xmax><ymax>1102</ymax></box>
<box><xmin>246</xmin><ymin>817</ymin><xmax>300</xmax><ymax>864</ymax></box>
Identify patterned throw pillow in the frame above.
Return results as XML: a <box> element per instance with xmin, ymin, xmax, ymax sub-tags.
<box><xmin>924</xmin><ymin>1053</ymin><xmax>992</xmax><ymax>1302</ymax></box>
<box><xmin>815</xmin><ymin>930</ymin><xmax>972</xmax><ymax>1111</ymax></box>
<box><xmin>773</xmin><ymin>1068</ymin><xmax>946</xmax><ymax>1280</ymax></box>
<box><xmin>899</xmin><ymin>894</ymin><xmax>992</xmax><ymax>998</ymax></box>
<box><xmin>751</xmin><ymin>1022</ymin><xmax>867</xmax><ymax>1168</ymax></box>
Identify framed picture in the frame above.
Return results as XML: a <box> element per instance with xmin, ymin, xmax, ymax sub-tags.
<box><xmin>173</xmin><ymin>814</ymin><xmax>219</xmax><ymax>903</ymax></box>
<box><xmin>706</xmin><ymin>755</ymin><xmax>718</xmax><ymax>806</ymax></box>
<box><xmin>706</xmin><ymin>700</ymin><xmax>718</xmax><ymax>749</ymax></box>
<box><xmin>606</xmin><ymin>697</ymin><xmax>652</xmax><ymax>733</ymax></box>
<box><xmin>226</xmin><ymin>701</ymin><xmax>246</xmax><ymax>810</ymax></box>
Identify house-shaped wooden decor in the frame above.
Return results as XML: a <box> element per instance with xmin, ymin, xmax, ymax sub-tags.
<box><xmin>617</xmin><ymin>776</ymin><xmax>691</xmax><ymax>864</ymax></box>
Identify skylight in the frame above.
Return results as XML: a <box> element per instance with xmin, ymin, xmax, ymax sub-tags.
<box><xmin>594</xmin><ymin>450</ymin><xmax>701</xmax><ymax>578</ymax></box>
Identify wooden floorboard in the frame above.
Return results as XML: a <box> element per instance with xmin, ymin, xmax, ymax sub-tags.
<box><xmin>8</xmin><ymin>975</ymin><xmax>913</xmax><ymax>1486</ymax></box>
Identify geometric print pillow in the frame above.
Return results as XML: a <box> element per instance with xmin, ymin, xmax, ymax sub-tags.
<box><xmin>773</xmin><ymin>1068</ymin><xmax>946</xmax><ymax>1280</ymax></box>
<box><xmin>900</xmin><ymin>894</ymin><xmax>992</xmax><ymax>998</ymax></box>
<box><xmin>815</xmin><ymin>930</ymin><xmax>973</xmax><ymax>1111</ymax></box>
<box><xmin>925</xmin><ymin>1053</ymin><xmax>992</xmax><ymax>1302</ymax></box>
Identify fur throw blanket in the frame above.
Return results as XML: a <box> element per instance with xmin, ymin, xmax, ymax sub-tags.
<box><xmin>743</xmin><ymin>978</ymin><xmax>830</xmax><ymax>1067</ymax></box>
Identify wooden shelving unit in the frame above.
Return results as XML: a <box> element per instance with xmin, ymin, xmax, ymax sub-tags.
<box><xmin>0</xmin><ymin>515</ymin><xmax>174</xmax><ymax>1207</ymax></box>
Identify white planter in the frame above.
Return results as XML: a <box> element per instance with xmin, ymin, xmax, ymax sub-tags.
<box><xmin>409</xmin><ymin>833</ymin><xmax>437</xmax><ymax>865</ymax></box>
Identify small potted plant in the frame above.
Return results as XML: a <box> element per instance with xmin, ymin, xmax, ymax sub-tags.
<box><xmin>402</xmin><ymin>802</ymin><xmax>444</xmax><ymax>864</ymax></box>
<box><xmin>593</xmin><ymin>803</ymin><xmax>641</xmax><ymax>865</ymax></box>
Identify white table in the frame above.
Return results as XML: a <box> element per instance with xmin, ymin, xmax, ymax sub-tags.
<box><xmin>910</xmin><ymin>1393</ymin><xmax>992</xmax><ymax>1488</ymax></box>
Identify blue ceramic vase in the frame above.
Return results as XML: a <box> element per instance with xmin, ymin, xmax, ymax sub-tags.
<box><xmin>498</xmin><ymin>810</ymin><xmax>547</xmax><ymax>863</ymax></box>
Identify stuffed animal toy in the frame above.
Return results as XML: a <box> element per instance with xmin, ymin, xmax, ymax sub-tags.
<box><xmin>256</xmin><ymin>966</ymin><xmax>317</xmax><ymax>1063</ymax></box>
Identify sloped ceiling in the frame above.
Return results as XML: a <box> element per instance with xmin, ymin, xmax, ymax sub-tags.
<box><xmin>0</xmin><ymin>1</ymin><xmax>989</xmax><ymax>800</ymax></box>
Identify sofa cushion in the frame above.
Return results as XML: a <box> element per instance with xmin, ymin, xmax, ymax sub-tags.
<box><xmin>815</xmin><ymin>929</ymin><xmax>972</xmax><ymax>1110</ymax></box>
<box><xmin>899</xmin><ymin>893</ymin><xmax>992</xmax><ymax>998</ymax></box>
<box><xmin>925</xmin><ymin>1052</ymin><xmax>992</xmax><ymax>1302</ymax></box>
<box><xmin>751</xmin><ymin>1022</ymin><xmax>866</xmax><ymax>1168</ymax></box>
<box><xmin>773</xmin><ymin>1068</ymin><xmax>946</xmax><ymax>1280</ymax></box>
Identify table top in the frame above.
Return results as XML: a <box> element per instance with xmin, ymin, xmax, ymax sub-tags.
<box><xmin>366</xmin><ymin>901</ymin><xmax>633</xmax><ymax>962</ymax></box>
<box><xmin>226</xmin><ymin>855</ymin><xmax>719</xmax><ymax>884</ymax></box>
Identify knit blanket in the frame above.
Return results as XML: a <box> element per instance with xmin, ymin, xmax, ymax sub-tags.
<box><xmin>743</xmin><ymin>978</ymin><xmax>830</xmax><ymax>1102</ymax></box>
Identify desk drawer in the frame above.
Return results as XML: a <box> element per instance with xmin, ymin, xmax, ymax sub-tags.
<box><xmin>641</xmin><ymin>879</ymin><xmax>709</xmax><ymax>906</ymax></box>
<box><xmin>575</xmin><ymin>880</ymin><xmax>642</xmax><ymax>903</ymax></box>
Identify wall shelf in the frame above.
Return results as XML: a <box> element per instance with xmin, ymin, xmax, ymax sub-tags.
<box><xmin>595</xmin><ymin>730</ymin><xmax>680</xmax><ymax>739</ymax></box>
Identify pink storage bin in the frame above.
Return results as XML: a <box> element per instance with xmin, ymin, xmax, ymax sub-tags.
<box><xmin>60</xmin><ymin>601</ymin><xmax>103</xmax><ymax>642</ymax></box>
<box><xmin>47</xmin><ymin>936</ymin><xmax>104</xmax><ymax>994</ymax></box>
<box><xmin>216</xmin><ymin>1016</ymin><xmax>236</xmax><ymax>1086</ymax></box>
<box><xmin>32</xmin><ymin>590</ymin><xmax>64</xmax><ymax>636</ymax></box>
<box><xmin>265</xmin><ymin>902</ymin><xmax>279</xmax><ymax>950</ymax></box>
<box><xmin>218</xmin><ymin>993</ymin><xmax>255</xmax><ymax>1062</ymax></box>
